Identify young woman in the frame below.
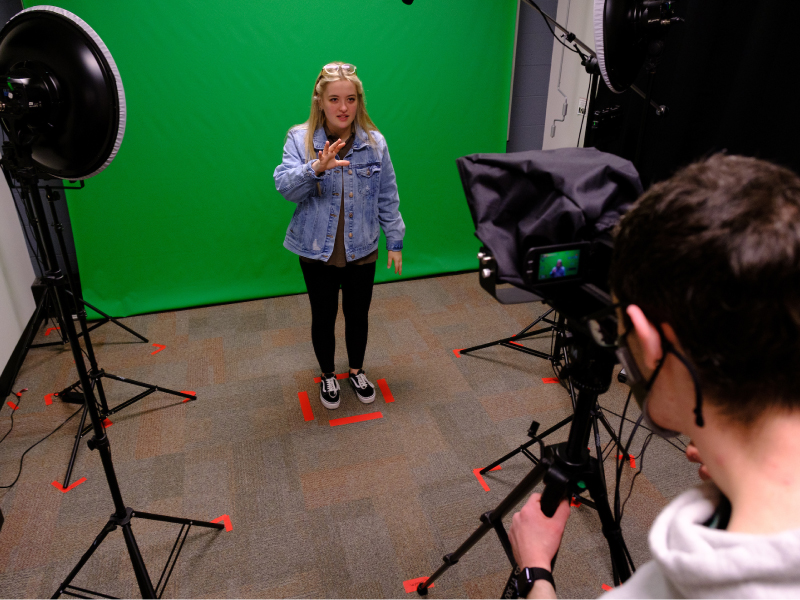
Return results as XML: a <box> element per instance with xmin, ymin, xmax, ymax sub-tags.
<box><xmin>273</xmin><ymin>62</ymin><xmax>405</xmax><ymax>410</ymax></box>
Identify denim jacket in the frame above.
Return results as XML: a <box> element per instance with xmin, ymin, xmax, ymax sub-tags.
<box><xmin>274</xmin><ymin>124</ymin><xmax>405</xmax><ymax>261</ymax></box>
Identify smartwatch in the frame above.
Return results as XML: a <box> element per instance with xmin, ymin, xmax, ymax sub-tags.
<box><xmin>516</xmin><ymin>567</ymin><xmax>555</xmax><ymax>597</ymax></box>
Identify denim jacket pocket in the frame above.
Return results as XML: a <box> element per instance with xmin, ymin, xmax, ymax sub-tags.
<box><xmin>355</xmin><ymin>164</ymin><xmax>381</xmax><ymax>198</ymax></box>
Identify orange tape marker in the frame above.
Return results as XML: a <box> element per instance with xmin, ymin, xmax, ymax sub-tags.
<box><xmin>472</xmin><ymin>465</ymin><xmax>502</xmax><ymax>492</ymax></box>
<box><xmin>313</xmin><ymin>373</ymin><xmax>350</xmax><ymax>384</ymax></box>
<box><xmin>6</xmin><ymin>401</ymin><xmax>18</xmax><ymax>411</ymax></box>
<box><xmin>44</xmin><ymin>393</ymin><xmax>56</xmax><ymax>406</ymax></box>
<box><xmin>453</xmin><ymin>348</ymin><xmax>463</xmax><ymax>357</ymax></box>
<box><xmin>377</xmin><ymin>378</ymin><xmax>395</xmax><ymax>403</ymax></box>
<box><xmin>329</xmin><ymin>412</ymin><xmax>383</xmax><ymax>427</ymax></box>
<box><xmin>102</xmin><ymin>418</ymin><xmax>113</xmax><ymax>428</ymax></box>
<box><xmin>179</xmin><ymin>390</ymin><xmax>196</xmax><ymax>403</ymax></box>
<box><xmin>211</xmin><ymin>514</ymin><xmax>233</xmax><ymax>531</ymax></box>
<box><xmin>602</xmin><ymin>584</ymin><xmax>613</xmax><ymax>591</ymax></box>
<box><xmin>52</xmin><ymin>477</ymin><xmax>87</xmax><ymax>493</ymax></box>
<box><xmin>298</xmin><ymin>391</ymin><xmax>314</xmax><ymax>421</ymax></box>
<box><xmin>509</xmin><ymin>341</ymin><xmax>524</xmax><ymax>347</ymax></box>
<box><xmin>403</xmin><ymin>578</ymin><xmax>434</xmax><ymax>594</ymax></box>
<box><xmin>618</xmin><ymin>454</ymin><xmax>636</xmax><ymax>469</ymax></box>
<box><xmin>13</xmin><ymin>388</ymin><xmax>28</xmax><ymax>398</ymax></box>
<box><xmin>542</xmin><ymin>377</ymin><xmax>560</xmax><ymax>384</ymax></box>
<box><xmin>45</xmin><ymin>327</ymin><xmax>60</xmax><ymax>336</ymax></box>
<box><xmin>151</xmin><ymin>343</ymin><xmax>166</xmax><ymax>355</ymax></box>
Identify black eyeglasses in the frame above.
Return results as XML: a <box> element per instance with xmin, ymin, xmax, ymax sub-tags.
<box><xmin>583</xmin><ymin>302</ymin><xmax>632</xmax><ymax>349</ymax></box>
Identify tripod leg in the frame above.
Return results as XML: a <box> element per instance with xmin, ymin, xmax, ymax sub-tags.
<box><xmin>100</xmin><ymin>373</ymin><xmax>196</xmax><ymax>400</ymax></box>
<box><xmin>1</xmin><ymin>289</ymin><xmax>49</xmax><ymax>400</ymax></box>
<box><xmin>417</xmin><ymin>460</ymin><xmax>550</xmax><ymax>595</ymax></box>
<box><xmin>52</xmin><ymin>521</ymin><xmax>115</xmax><ymax>599</ymax></box>
<box><xmin>63</xmin><ymin>401</ymin><xmax>89</xmax><ymax>488</ymax></box>
<box><xmin>133</xmin><ymin>510</ymin><xmax>225</xmax><ymax>530</ymax></box>
<box><xmin>460</xmin><ymin>309</ymin><xmax>555</xmax><ymax>355</ymax></box>
<box><xmin>121</xmin><ymin>523</ymin><xmax>157</xmax><ymax>599</ymax></box>
<box><xmin>480</xmin><ymin>414</ymin><xmax>573</xmax><ymax>473</ymax></box>
<box><xmin>583</xmin><ymin>458</ymin><xmax>632</xmax><ymax>585</ymax></box>
<box><xmin>590</xmin><ymin>413</ymin><xmax>609</xmax><ymax>491</ymax></box>
<box><xmin>596</xmin><ymin>410</ymin><xmax>630</xmax><ymax>460</ymax></box>
<box><xmin>76</xmin><ymin>295</ymin><xmax>149</xmax><ymax>343</ymax></box>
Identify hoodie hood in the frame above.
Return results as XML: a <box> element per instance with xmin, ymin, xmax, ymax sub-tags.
<box><xmin>606</xmin><ymin>482</ymin><xmax>800</xmax><ymax>598</ymax></box>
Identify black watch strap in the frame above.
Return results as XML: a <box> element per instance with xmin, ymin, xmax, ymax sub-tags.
<box><xmin>516</xmin><ymin>567</ymin><xmax>555</xmax><ymax>597</ymax></box>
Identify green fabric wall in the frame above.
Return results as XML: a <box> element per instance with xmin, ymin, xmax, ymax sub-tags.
<box><xmin>24</xmin><ymin>0</ymin><xmax>517</xmax><ymax>317</ymax></box>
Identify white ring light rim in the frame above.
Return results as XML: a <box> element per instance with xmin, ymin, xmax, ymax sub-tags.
<box><xmin>593</xmin><ymin>0</ymin><xmax>625</xmax><ymax>94</ymax></box>
<box><xmin>9</xmin><ymin>5</ymin><xmax>126</xmax><ymax>179</ymax></box>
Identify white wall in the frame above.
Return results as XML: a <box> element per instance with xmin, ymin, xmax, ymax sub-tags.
<box><xmin>541</xmin><ymin>0</ymin><xmax>596</xmax><ymax>150</ymax></box>
<box><xmin>0</xmin><ymin>175</ymin><xmax>35</xmax><ymax>372</ymax></box>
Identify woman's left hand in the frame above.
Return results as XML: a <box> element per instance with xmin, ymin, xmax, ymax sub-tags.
<box><xmin>387</xmin><ymin>251</ymin><xmax>402</xmax><ymax>275</ymax></box>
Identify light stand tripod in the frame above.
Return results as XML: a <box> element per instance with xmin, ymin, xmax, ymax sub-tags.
<box><xmin>9</xmin><ymin>172</ymin><xmax>198</xmax><ymax>489</ymax></box>
<box><xmin>17</xmin><ymin>182</ymin><xmax>225</xmax><ymax>599</ymax></box>
<box><xmin>0</xmin><ymin>167</ymin><xmax>149</xmax><ymax>383</ymax></box>
<box><xmin>417</xmin><ymin>335</ymin><xmax>634</xmax><ymax>596</ymax></box>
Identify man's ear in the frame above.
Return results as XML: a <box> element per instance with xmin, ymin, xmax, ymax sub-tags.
<box><xmin>626</xmin><ymin>305</ymin><xmax>663</xmax><ymax>371</ymax></box>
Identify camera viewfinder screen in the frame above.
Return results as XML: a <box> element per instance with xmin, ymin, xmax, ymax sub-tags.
<box><xmin>538</xmin><ymin>249</ymin><xmax>581</xmax><ymax>281</ymax></box>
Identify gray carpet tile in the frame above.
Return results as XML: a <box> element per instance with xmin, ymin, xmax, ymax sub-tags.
<box><xmin>0</xmin><ymin>272</ymin><xmax>699</xmax><ymax>598</ymax></box>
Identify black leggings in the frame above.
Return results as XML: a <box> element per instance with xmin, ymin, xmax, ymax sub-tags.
<box><xmin>299</xmin><ymin>259</ymin><xmax>376</xmax><ymax>374</ymax></box>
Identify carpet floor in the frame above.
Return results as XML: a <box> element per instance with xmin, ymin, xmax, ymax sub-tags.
<box><xmin>0</xmin><ymin>272</ymin><xmax>699</xmax><ymax>598</ymax></box>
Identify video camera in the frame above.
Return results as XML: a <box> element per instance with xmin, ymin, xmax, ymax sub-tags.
<box><xmin>459</xmin><ymin>147</ymin><xmax>642</xmax><ymax>341</ymax></box>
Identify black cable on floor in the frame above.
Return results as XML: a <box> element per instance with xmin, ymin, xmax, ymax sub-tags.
<box><xmin>0</xmin><ymin>400</ymin><xmax>82</xmax><ymax>491</ymax></box>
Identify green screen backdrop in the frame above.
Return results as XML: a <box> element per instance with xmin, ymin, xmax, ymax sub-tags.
<box><xmin>25</xmin><ymin>0</ymin><xmax>517</xmax><ymax>317</ymax></box>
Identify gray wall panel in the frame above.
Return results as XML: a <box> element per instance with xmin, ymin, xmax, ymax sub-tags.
<box><xmin>507</xmin><ymin>0</ymin><xmax>557</xmax><ymax>153</ymax></box>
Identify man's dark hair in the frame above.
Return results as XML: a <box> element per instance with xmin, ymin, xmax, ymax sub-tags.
<box><xmin>610</xmin><ymin>154</ymin><xmax>800</xmax><ymax>422</ymax></box>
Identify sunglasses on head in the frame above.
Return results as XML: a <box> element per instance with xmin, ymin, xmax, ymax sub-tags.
<box><xmin>322</xmin><ymin>63</ymin><xmax>356</xmax><ymax>76</ymax></box>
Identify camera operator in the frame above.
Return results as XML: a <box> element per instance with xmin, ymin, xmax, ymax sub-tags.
<box><xmin>508</xmin><ymin>154</ymin><xmax>800</xmax><ymax>598</ymax></box>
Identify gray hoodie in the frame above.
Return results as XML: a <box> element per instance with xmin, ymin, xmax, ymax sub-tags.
<box><xmin>602</xmin><ymin>483</ymin><xmax>800</xmax><ymax>598</ymax></box>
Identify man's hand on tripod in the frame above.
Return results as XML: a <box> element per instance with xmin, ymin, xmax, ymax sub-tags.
<box><xmin>509</xmin><ymin>493</ymin><xmax>570</xmax><ymax>598</ymax></box>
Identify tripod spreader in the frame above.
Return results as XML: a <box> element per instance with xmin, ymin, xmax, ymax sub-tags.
<box><xmin>417</xmin><ymin>337</ymin><xmax>630</xmax><ymax>596</ymax></box>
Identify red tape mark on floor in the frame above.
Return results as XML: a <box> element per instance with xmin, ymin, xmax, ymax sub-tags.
<box><xmin>453</xmin><ymin>348</ymin><xmax>463</xmax><ymax>357</ymax></box>
<box><xmin>211</xmin><ymin>514</ymin><xmax>233</xmax><ymax>531</ymax></box>
<box><xmin>571</xmin><ymin>497</ymin><xmax>582</xmax><ymax>508</ymax></box>
<box><xmin>6</xmin><ymin>401</ymin><xmax>18</xmax><ymax>411</ymax></box>
<box><xmin>329</xmin><ymin>412</ymin><xmax>383</xmax><ymax>427</ymax></box>
<box><xmin>618</xmin><ymin>454</ymin><xmax>636</xmax><ymax>469</ymax></box>
<box><xmin>377</xmin><ymin>378</ymin><xmax>394</xmax><ymax>403</ymax></box>
<box><xmin>602</xmin><ymin>584</ymin><xmax>613</xmax><ymax>591</ymax></box>
<box><xmin>473</xmin><ymin>465</ymin><xmax>502</xmax><ymax>492</ymax></box>
<box><xmin>542</xmin><ymin>377</ymin><xmax>560</xmax><ymax>384</ymax></box>
<box><xmin>13</xmin><ymin>388</ymin><xmax>28</xmax><ymax>398</ymax></box>
<box><xmin>403</xmin><ymin>578</ymin><xmax>434</xmax><ymax>594</ymax></box>
<box><xmin>45</xmin><ymin>327</ymin><xmax>60</xmax><ymax>336</ymax></box>
<box><xmin>509</xmin><ymin>341</ymin><xmax>524</xmax><ymax>347</ymax></box>
<box><xmin>103</xmin><ymin>418</ymin><xmax>113</xmax><ymax>428</ymax></box>
<box><xmin>45</xmin><ymin>393</ymin><xmax>57</xmax><ymax>406</ymax></box>
<box><xmin>179</xmin><ymin>391</ymin><xmax>196</xmax><ymax>403</ymax></box>
<box><xmin>313</xmin><ymin>373</ymin><xmax>350</xmax><ymax>384</ymax></box>
<box><xmin>298</xmin><ymin>391</ymin><xmax>314</xmax><ymax>422</ymax></box>
<box><xmin>151</xmin><ymin>343</ymin><xmax>166</xmax><ymax>355</ymax></box>
<box><xmin>52</xmin><ymin>478</ymin><xmax>87</xmax><ymax>493</ymax></box>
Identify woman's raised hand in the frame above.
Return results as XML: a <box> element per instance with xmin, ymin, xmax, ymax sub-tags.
<box><xmin>312</xmin><ymin>139</ymin><xmax>350</xmax><ymax>175</ymax></box>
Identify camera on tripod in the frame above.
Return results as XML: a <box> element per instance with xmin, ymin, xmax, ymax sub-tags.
<box><xmin>521</xmin><ymin>238</ymin><xmax>615</xmax><ymax>331</ymax></box>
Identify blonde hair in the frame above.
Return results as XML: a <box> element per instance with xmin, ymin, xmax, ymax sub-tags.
<box><xmin>294</xmin><ymin>61</ymin><xmax>379</xmax><ymax>161</ymax></box>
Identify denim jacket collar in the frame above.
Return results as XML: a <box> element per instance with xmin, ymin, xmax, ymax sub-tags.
<box><xmin>313</xmin><ymin>123</ymin><xmax>369</xmax><ymax>152</ymax></box>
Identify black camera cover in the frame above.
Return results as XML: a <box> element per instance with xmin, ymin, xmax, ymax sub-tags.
<box><xmin>457</xmin><ymin>147</ymin><xmax>642</xmax><ymax>288</ymax></box>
